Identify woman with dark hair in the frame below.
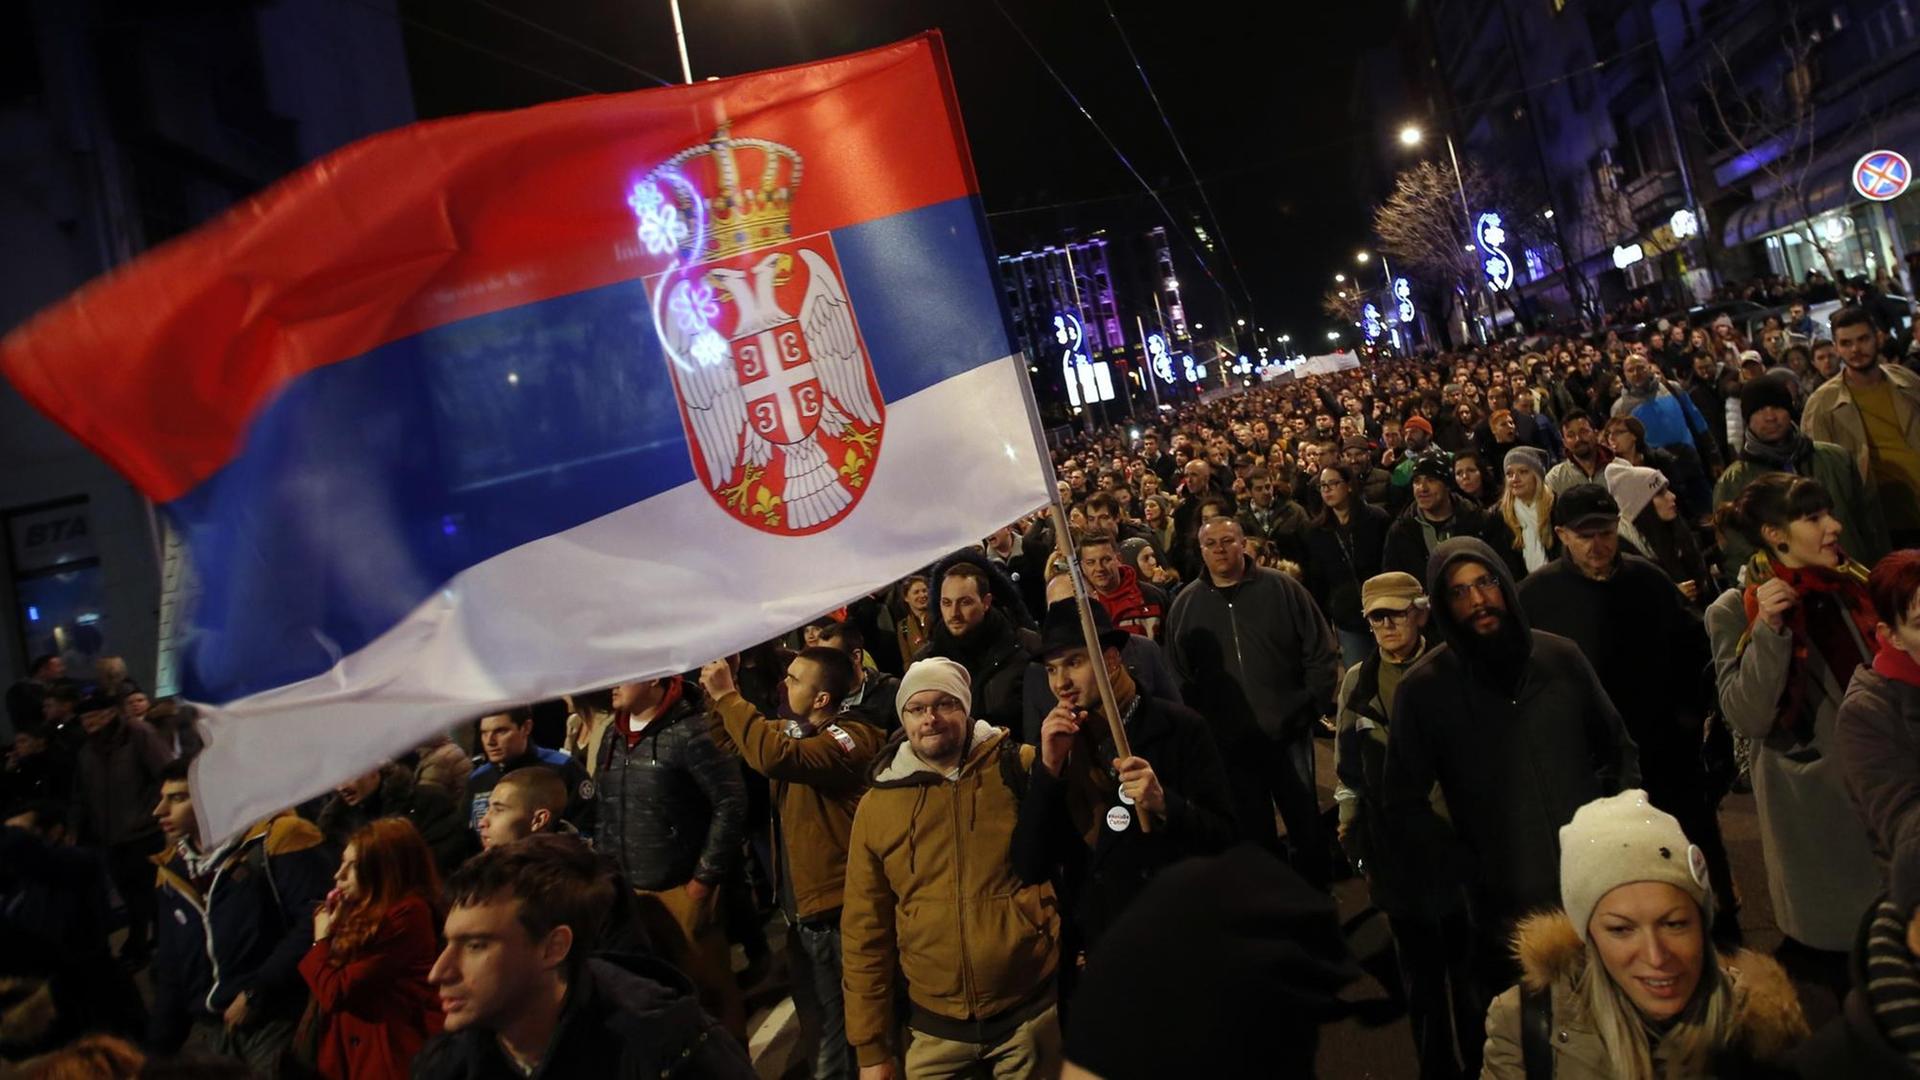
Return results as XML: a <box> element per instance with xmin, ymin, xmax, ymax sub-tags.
<box><xmin>1303</xmin><ymin>463</ymin><xmax>1390</xmax><ymax>665</ymax></box>
<box><xmin>1451</xmin><ymin>450</ymin><xmax>1497</xmax><ymax>510</ymax></box>
<box><xmin>893</xmin><ymin>575</ymin><xmax>931</xmax><ymax>664</ymax></box>
<box><xmin>1705</xmin><ymin>474</ymin><xmax>1882</xmax><ymax>995</ymax></box>
<box><xmin>299</xmin><ymin>817</ymin><xmax>445</xmax><ymax>1080</ymax></box>
<box><xmin>1607</xmin><ymin>463</ymin><xmax>1712</xmax><ymax>606</ymax></box>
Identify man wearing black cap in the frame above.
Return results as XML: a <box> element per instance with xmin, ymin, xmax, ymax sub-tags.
<box><xmin>1519</xmin><ymin>484</ymin><xmax>1740</xmax><ymax>934</ymax></box>
<box><xmin>1382</xmin><ymin>450</ymin><xmax>1487</xmax><ymax>581</ymax></box>
<box><xmin>1712</xmin><ymin>371</ymin><xmax>1889</xmax><ymax>574</ymax></box>
<box><xmin>1382</xmin><ymin>536</ymin><xmax>1639</xmax><ymax>994</ymax></box>
<box><xmin>1012</xmin><ymin>599</ymin><xmax>1234</xmax><ymax>965</ymax></box>
<box><xmin>69</xmin><ymin>691</ymin><xmax>171</xmax><ymax>967</ymax></box>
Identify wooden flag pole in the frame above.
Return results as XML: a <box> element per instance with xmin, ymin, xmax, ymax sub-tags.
<box><xmin>1047</xmin><ymin>500</ymin><xmax>1146</xmax><ymax>832</ymax></box>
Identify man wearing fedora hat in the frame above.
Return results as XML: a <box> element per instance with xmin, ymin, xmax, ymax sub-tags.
<box><xmin>1012</xmin><ymin>599</ymin><xmax>1234</xmax><ymax>964</ymax></box>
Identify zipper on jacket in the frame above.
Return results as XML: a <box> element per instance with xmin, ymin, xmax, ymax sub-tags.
<box><xmin>1227</xmin><ymin>599</ymin><xmax>1247</xmax><ymax>674</ymax></box>
<box><xmin>950</xmin><ymin>774</ymin><xmax>979</xmax><ymax>1015</ymax></box>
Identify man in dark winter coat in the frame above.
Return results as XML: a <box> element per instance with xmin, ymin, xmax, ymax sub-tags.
<box><xmin>1236</xmin><ymin>467</ymin><xmax>1313</xmax><ymax>567</ymax></box>
<box><xmin>1517</xmin><ymin>484</ymin><xmax>1739</xmax><ymax>930</ymax></box>
<box><xmin>1383</xmin><ymin>537</ymin><xmax>1640</xmax><ymax>993</ymax></box>
<box><xmin>1165</xmin><ymin>517</ymin><xmax>1340</xmax><ymax>885</ymax></box>
<box><xmin>415</xmin><ymin>834</ymin><xmax>754</xmax><ymax>1080</ymax></box>
<box><xmin>1013</xmin><ymin>600</ymin><xmax>1234</xmax><ymax>960</ymax></box>
<box><xmin>918</xmin><ymin>555</ymin><xmax>1041</xmax><ymax>735</ymax></box>
<box><xmin>1383</xmin><ymin>452</ymin><xmax>1488</xmax><ymax>581</ymax></box>
<box><xmin>69</xmin><ymin>692</ymin><xmax>170</xmax><ymax>967</ymax></box>
<box><xmin>465</xmin><ymin>708</ymin><xmax>594</xmax><ymax>837</ymax></box>
<box><xmin>315</xmin><ymin>761</ymin><xmax>472</xmax><ymax>879</ymax></box>
<box><xmin>815</xmin><ymin>621</ymin><xmax>901</xmax><ymax>732</ymax></box>
<box><xmin>595</xmin><ymin>674</ymin><xmax>748</xmax><ymax>1040</ymax></box>
<box><xmin>1712</xmin><ymin>372</ymin><xmax>1890</xmax><ymax>574</ymax></box>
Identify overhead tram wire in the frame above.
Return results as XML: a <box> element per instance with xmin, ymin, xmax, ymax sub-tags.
<box><xmin>460</xmin><ymin>0</ymin><xmax>676</xmax><ymax>88</ymax></box>
<box><xmin>1099</xmin><ymin>0</ymin><xmax>1257</xmax><ymax>316</ymax></box>
<box><xmin>985</xmin><ymin>0</ymin><xmax>1241</xmax><ymax>315</ymax></box>
<box><xmin>335</xmin><ymin>0</ymin><xmax>606</xmax><ymax>95</ymax></box>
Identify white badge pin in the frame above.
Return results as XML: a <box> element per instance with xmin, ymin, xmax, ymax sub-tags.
<box><xmin>1105</xmin><ymin>805</ymin><xmax>1133</xmax><ymax>832</ymax></box>
<box><xmin>1118</xmin><ymin>788</ymin><xmax>1135</xmax><ymax>806</ymax></box>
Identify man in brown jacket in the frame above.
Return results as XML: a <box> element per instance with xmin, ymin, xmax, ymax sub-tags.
<box><xmin>700</xmin><ymin>648</ymin><xmax>883</xmax><ymax>1080</ymax></box>
<box><xmin>840</xmin><ymin>657</ymin><xmax>1061</xmax><ymax>1080</ymax></box>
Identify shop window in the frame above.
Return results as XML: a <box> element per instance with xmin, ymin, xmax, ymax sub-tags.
<box><xmin>7</xmin><ymin>498</ymin><xmax>110</xmax><ymax>678</ymax></box>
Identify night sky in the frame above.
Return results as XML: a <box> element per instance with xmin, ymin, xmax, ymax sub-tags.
<box><xmin>398</xmin><ymin>0</ymin><xmax>1400</xmax><ymax>343</ymax></box>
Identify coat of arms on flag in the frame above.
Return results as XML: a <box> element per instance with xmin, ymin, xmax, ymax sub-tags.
<box><xmin>635</xmin><ymin>126</ymin><xmax>885</xmax><ymax>534</ymax></box>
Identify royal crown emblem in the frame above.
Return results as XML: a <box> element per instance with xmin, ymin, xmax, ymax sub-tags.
<box><xmin>633</xmin><ymin>125</ymin><xmax>884</xmax><ymax>534</ymax></box>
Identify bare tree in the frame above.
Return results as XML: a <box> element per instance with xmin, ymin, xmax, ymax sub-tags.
<box><xmin>1320</xmin><ymin>285</ymin><xmax>1362</xmax><ymax>324</ymax></box>
<box><xmin>1372</xmin><ymin>160</ymin><xmax>1484</xmax><ymax>293</ymax></box>
<box><xmin>1701</xmin><ymin>17</ymin><xmax>1881</xmax><ymax>279</ymax></box>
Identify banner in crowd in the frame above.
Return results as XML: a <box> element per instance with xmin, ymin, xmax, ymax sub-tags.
<box><xmin>0</xmin><ymin>33</ymin><xmax>1050</xmax><ymax>841</ymax></box>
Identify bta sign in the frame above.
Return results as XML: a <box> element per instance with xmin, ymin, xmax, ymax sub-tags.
<box><xmin>8</xmin><ymin>501</ymin><xmax>96</xmax><ymax>574</ymax></box>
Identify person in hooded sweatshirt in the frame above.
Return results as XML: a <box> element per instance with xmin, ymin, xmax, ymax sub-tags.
<box><xmin>1382</xmin><ymin>536</ymin><xmax>1641</xmax><ymax>998</ymax></box>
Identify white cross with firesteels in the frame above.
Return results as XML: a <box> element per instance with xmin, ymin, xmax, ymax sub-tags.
<box><xmin>739</xmin><ymin>327</ymin><xmax>818</xmax><ymax>444</ymax></box>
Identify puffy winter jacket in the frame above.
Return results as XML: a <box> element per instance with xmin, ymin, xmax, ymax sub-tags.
<box><xmin>594</xmin><ymin>696</ymin><xmax>747</xmax><ymax>892</ymax></box>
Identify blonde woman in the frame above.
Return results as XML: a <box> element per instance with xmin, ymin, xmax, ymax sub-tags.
<box><xmin>1484</xmin><ymin>791</ymin><xmax>1807</xmax><ymax>1078</ymax></box>
<box><xmin>1481</xmin><ymin>447</ymin><xmax>1558</xmax><ymax>579</ymax></box>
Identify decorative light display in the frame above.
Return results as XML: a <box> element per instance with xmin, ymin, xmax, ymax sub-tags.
<box><xmin>1612</xmin><ymin>243</ymin><xmax>1644</xmax><ymax>269</ymax></box>
<box><xmin>1475</xmin><ymin>211</ymin><xmax>1514</xmax><ymax>290</ymax></box>
<box><xmin>1362</xmin><ymin>303</ymin><xmax>1384</xmax><ymax>342</ymax></box>
<box><xmin>1669</xmin><ymin>208</ymin><xmax>1699</xmax><ymax>239</ymax></box>
<box><xmin>1055</xmin><ymin>312</ymin><xmax>1114</xmax><ymax>406</ymax></box>
<box><xmin>1393</xmin><ymin>277</ymin><xmax>1414</xmax><ymax>324</ymax></box>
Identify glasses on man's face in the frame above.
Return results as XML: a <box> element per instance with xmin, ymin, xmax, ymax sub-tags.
<box><xmin>901</xmin><ymin>698</ymin><xmax>967</xmax><ymax>722</ymax></box>
<box><xmin>1446</xmin><ymin>577</ymin><xmax>1502</xmax><ymax>602</ymax></box>
<box><xmin>1365</xmin><ymin>608</ymin><xmax>1412</xmax><ymax>627</ymax></box>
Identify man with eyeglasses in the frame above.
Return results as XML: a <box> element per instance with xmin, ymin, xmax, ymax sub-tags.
<box><xmin>1333</xmin><ymin>572</ymin><xmax>1480</xmax><ymax>1077</ymax></box>
<box><xmin>1517</xmin><ymin>484</ymin><xmax>1740</xmax><ymax>935</ymax></box>
<box><xmin>1165</xmin><ymin>517</ymin><xmax>1339</xmax><ymax>884</ymax></box>
<box><xmin>1382</xmin><ymin>536</ymin><xmax>1639</xmax><ymax>997</ymax></box>
<box><xmin>841</xmin><ymin>658</ymin><xmax>1061</xmax><ymax>1079</ymax></box>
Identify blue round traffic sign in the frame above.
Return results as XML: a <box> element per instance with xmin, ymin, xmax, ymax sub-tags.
<box><xmin>1854</xmin><ymin>149</ymin><xmax>1912</xmax><ymax>202</ymax></box>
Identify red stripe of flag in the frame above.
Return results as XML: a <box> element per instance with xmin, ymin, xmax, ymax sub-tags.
<box><xmin>1</xmin><ymin>33</ymin><xmax>973</xmax><ymax>502</ymax></box>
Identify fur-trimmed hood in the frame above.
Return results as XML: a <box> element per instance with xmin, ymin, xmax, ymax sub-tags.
<box><xmin>1511</xmin><ymin>910</ymin><xmax>1808</xmax><ymax>1062</ymax></box>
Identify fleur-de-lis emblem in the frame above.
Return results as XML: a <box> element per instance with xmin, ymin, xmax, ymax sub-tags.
<box><xmin>751</xmin><ymin>485</ymin><xmax>783</xmax><ymax>526</ymax></box>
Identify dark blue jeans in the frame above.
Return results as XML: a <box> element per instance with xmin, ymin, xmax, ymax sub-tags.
<box><xmin>790</xmin><ymin>916</ymin><xmax>853</xmax><ymax>1080</ymax></box>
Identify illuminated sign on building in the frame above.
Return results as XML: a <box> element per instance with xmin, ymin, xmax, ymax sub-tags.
<box><xmin>1055</xmin><ymin>312</ymin><xmax>1114</xmax><ymax>406</ymax></box>
<box><xmin>1475</xmin><ymin>211</ymin><xmax>1514</xmax><ymax>290</ymax></box>
<box><xmin>1612</xmin><ymin>243</ymin><xmax>1645</xmax><ymax>269</ymax></box>
<box><xmin>1146</xmin><ymin>332</ymin><xmax>1175</xmax><ymax>384</ymax></box>
<box><xmin>1669</xmin><ymin>208</ymin><xmax>1699</xmax><ymax>239</ymax></box>
<box><xmin>1362</xmin><ymin>303</ymin><xmax>1383</xmax><ymax>342</ymax></box>
<box><xmin>1393</xmin><ymin>278</ymin><xmax>1414</xmax><ymax>324</ymax></box>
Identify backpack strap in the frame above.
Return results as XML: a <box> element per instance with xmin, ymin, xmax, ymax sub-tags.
<box><xmin>1520</xmin><ymin>984</ymin><xmax>1554</xmax><ymax>1080</ymax></box>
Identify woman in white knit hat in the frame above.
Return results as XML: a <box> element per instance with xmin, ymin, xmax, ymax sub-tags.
<box><xmin>1604</xmin><ymin>460</ymin><xmax>1712</xmax><ymax>607</ymax></box>
<box><xmin>1483</xmin><ymin>790</ymin><xmax>1807</xmax><ymax>1079</ymax></box>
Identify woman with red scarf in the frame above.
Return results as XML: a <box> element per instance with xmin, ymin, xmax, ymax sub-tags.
<box><xmin>297</xmin><ymin>817</ymin><xmax>445</xmax><ymax>1080</ymax></box>
<box><xmin>1836</xmin><ymin>551</ymin><xmax>1920</xmax><ymax>902</ymax></box>
<box><xmin>1707</xmin><ymin>474</ymin><xmax>1883</xmax><ymax>995</ymax></box>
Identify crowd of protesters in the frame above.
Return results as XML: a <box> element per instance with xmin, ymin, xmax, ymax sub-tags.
<box><xmin>3</xmin><ymin>289</ymin><xmax>1920</xmax><ymax>1079</ymax></box>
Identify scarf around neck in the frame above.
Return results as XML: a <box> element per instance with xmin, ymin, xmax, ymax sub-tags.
<box><xmin>1874</xmin><ymin>642</ymin><xmax>1920</xmax><ymax>691</ymax></box>
<box><xmin>1740</xmin><ymin>426</ymin><xmax>1812</xmax><ymax>472</ymax></box>
<box><xmin>1738</xmin><ymin>553</ymin><xmax>1876</xmax><ymax>739</ymax></box>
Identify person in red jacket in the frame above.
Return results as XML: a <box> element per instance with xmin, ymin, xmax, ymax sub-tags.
<box><xmin>299</xmin><ymin>817</ymin><xmax>446</xmax><ymax>1080</ymax></box>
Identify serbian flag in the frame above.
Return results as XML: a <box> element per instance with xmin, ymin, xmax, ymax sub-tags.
<box><xmin>1</xmin><ymin>34</ymin><xmax>1050</xmax><ymax>842</ymax></box>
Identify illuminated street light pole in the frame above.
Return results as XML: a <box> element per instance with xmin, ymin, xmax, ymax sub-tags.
<box><xmin>669</xmin><ymin>0</ymin><xmax>694</xmax><ymax>83</ymax></box>
<box><xmin>1400</xmin><ymin>123</ymin><xmax>1485</xmax><ymax>344</ymax></box>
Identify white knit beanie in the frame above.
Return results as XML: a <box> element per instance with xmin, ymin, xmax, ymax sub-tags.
<box><xmin>896</xmin><ymin>656</ymin><xmax>973</xmax><ymax>718</ymax></box>
<box><xmin>1603</xmin><ymin>460</ymin><xmax>1667</xmax><ymax>526</ymax></box>
<box><xmin>1560</xmin><ymin>790</ymin><xmax>1712</xmax><ymax>936</ymax></box>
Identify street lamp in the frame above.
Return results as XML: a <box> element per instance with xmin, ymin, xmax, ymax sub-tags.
<box><xmin>1326</xmin><ymin>330</ymin><xmax>1341</xmax><ymax>341</ymax></box>
<box><xmin>1356</xmin><ymin>252</ymin><xmax>1370</xmax><ymax>264</ymax></box>
<box><xmin>1398</xmin><ymin>125</ymin><xmax>1423</xmax><ymax>147</ymax></box>
<box><xmin>1334</xmin><ymin>272</ymin><xmax>1346</xmax><ymax>283</ymax></box>
<box><xmin>1236</xmin><ymin>318</ymin><xmax>1246</xmax><ymax>327</ymax></box>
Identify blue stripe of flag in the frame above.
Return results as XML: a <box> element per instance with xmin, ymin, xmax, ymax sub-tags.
<box><xmin>168</xmin><ymin>195</ymin><xmax>1011</xmax><ymax>705</ymax></box>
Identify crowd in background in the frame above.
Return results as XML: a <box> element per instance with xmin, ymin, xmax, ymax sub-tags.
<box><xmin>3</xmin><ymin>280</ymin><xmax>1920</xmax><ymax>1079</ymax></box>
